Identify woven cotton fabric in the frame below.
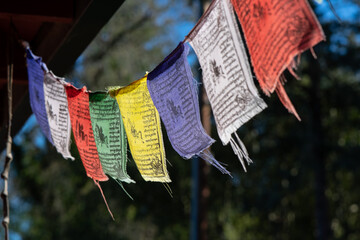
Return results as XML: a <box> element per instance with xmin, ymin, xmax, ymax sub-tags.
<box><xmin>187</xmin><ymin>0</ymin><xmax>266</xmax><ymax>145</ymax></box>
<box><xmin>109</xmin><ymin>76</ymin><xmax>171</xmax><ymax>183</ymax></box>
<box><xmin>89</xmin><ymin>92</ymin><xmax>134</xmax><ymax>184</ymax></box>
<box><xmin>147</xmin><ymin>42</ymin><xmax>229</xmax><ymax>174</ymax></box>
<box><xmin>44</xmin><ymin>72</ymin><xmax>74</xmax><ymax>160</ymax></box>
<box><xmin>147</xmin><ymin>43</ymin><xmax>214</xmax><ymax>158</ymax></box>
<box><xmin>231</xmin><ymin>0</ymin><xmax>325</xmax><ymax>119</ymax></box>
<box><xmin>43</xmin><ymin>72</ymin><xmax>74</xmax><ymax>160</ymax></box>
<box><xmin>26</xmin><ymin>49</ymin><xmax>53</xmax><ymax>144</ymax></box>
<box><xmin>65</xmin><ymin>85</ymin><xmax>108</xmax><ymax>181</ymax></box>
<box><xmin>186</xmin><ymin>0</ymin><xmax>267</xmax><ymax>170</ymax></box>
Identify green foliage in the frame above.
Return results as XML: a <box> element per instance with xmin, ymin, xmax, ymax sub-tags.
<box><xmin>70</xmin><ymin>0</ymin><xmax>196</xmax><ymax>90</ymax></box>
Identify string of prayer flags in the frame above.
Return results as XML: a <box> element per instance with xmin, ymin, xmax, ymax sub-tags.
<box><xmin>26</xmin><ymin>48</ymin><xmax>54</xmax><ymax>145</ymax></box>
<box><xmin>65</xmin><ymin>85</ymin><xmax>114</xmax><ymax>219</ymax></box>
<box><xmin>147</xmin><ymin>42</ymin><xmax>229</xmax><ymax>175</ymax></box>
<box><xmin>186</xmin><ymin>0</ymin><xmax>267</xmax><ymax>171</ymax></box>
<box><xmin>109</xmin><ymin>75</ymin><xmax>171</xmax><ymax>183</ymax></box>
<box><xmin>230</xmin><ymin>0</ymin><xmax>325</xmax><ymax>120</ymax></box>
<box><xmin>22</xmin><ymin>0</ymin><xmax>329</xmax><ymax>217</ymax></box>
<box><xmin>43</xmin><ymin>71</ymin><xmax>74</xmax><ymax>160</ymax></box>
<box><xmin>89</xmin><ymin>92</ymin><xmax>134</xmax><ymax>184</ymax></box>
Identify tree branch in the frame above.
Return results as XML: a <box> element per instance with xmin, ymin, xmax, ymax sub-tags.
<box><xmin>85</xmin><ymin>12</ymin><xmax>152</xmax><ymax>63</ymax></box>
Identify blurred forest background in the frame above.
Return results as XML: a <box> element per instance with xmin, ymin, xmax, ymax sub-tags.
<box><xmin>1</xmin><ymin>0</ymin><xmax>359</xmax><ymax>239</ymax></box>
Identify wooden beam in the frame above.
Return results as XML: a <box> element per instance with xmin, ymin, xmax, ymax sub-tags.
<box><xmin>0</xmin><ymin>13</ymin><xmax>73</xmax><ymax>23</ymax></box>
<box><xmin>0</xmin><ymin>78</ymin><xmax>27</xmax><ymax>85</ymax></box>
<box><xmin>0</xmin><ymin>0</ymin><xmax>125</xmax><ymax>150</ymax></box>
<box><xmin>0</xmin><ymin>0</ymin><xmax>74</xmax><ymax>23</ymax></box>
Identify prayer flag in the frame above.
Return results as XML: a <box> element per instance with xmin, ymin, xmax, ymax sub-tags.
<box><xmin>186</xmin><ymin>0</ymin><xmax>267</xmax><ymax>170</ymax></box>
<box><xmin>66</xmin><ymin>85</ymin><xmax>115</xmax><ymax>219</ymax></box>
<box><xmin>89</xmin><ymin>92</ymin><xmax>134</xmax><ymax>184</ymax></box>
<box><xmin>147</xmin><ymin>42</ymin><xmax>229</xmax><ymax>175</ymax></box>
<box><xmin>26</xmin><ymin>48</ymin><xmax>53</xmax><ymax>144</ymax></box>
<box><xmin>109</xmin><ymin>76</ymin><xmax>171</xmax><ymax>182</ymax></box>
<box><xmin>65</xmin><ymin>85</ymin><xmax>108</xmax><ymax>181</ymax></box>
<box><xmin>230</xmin><ymin>0</ymin><xmax>325</xmax><ymax>119</ymax></box>
<box><xmin>43</xmin><ymin>71</ymin><xmax>74</xmax><ymax>160</ymax></box>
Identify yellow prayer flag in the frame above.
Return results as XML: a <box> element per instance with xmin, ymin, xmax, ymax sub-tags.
<box><xmin>109</xmin><ymin>76</ymin><xmax>171</xmax><ymax>182</ymax></box>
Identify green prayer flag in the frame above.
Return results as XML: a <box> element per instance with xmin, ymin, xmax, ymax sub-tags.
<box><xmin>89</xmin><ymin>92</ymin><xmax>134</xmax><ymax>184</ymax></box>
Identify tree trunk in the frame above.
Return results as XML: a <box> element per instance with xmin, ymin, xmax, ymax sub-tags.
<box><xmin>198</xmin><ymin>2</ymin><xmax>211</xmax><ymax>240</ymax></box>
<box><xmin>309</xmin><ymin>57</ymin><xmax>331</xmax><ymax>240</ymax></box>
<box><xmin>199</xmin><ymin>83</ymin><xmax>211</xmax><ymax>240</ymax></box>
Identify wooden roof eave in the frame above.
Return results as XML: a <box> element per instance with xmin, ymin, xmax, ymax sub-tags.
<box><xmin>0</xmin><ymin>0</ymin><xmax>125</xmax><ymax>151</ymax></box>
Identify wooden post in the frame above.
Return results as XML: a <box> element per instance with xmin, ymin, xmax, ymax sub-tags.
<box><xmin>1</xmin><ymin>25</ymin><xmax>14</xmax><ymax>240</ymax></box>
<box><xmin>198</xmin><ymin>2</ymin><xmax>211</xmax><ymax>240</ymax></box>
<box><xmin>309</xmin><ymin>57</ymin><xmax>331</xmax><ymax>240</ymax></box>
<box><xmin>190</xmin><ymin>1</ymin><xmax>211</xmax><ymax>239</ymax></box>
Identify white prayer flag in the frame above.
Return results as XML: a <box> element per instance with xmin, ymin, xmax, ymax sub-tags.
<box><xmin>186</xmin><ymin>0</ymin><xmax>267</xmax><ymax>170</ymax></box>
<box><xmin>43</xmin><ymin>71</ymin><xmax>74</xmax><ymax>160</ymax></box>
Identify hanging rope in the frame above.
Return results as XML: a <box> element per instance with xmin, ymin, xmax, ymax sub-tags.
<box><xmin>326</xmin><ymin>0</ymin><xmax>342</xmax><ymax>23</ymax></box>
<box><xmin>1</xmin><ymin>21</ymin><xmax>14</xmax><ymax>240</ymax></box>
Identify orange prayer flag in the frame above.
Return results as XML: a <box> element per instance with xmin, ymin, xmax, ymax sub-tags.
<box><xmin>65</xmin><ymin>85</ymin><xmax>108</xmax><ymax>181</ymax></box>
<box><xmin>231</xmin><ymin>0</ymin><xmax>325</xmax><ymax>120</ymax></box>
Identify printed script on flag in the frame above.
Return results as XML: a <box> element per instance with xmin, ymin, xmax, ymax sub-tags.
<box><xmin>147</xmin><ymin>43</ymin><xmax>215</xmax><ymax>159</ymax></box>
<box><xmin>43</xmin><ymin>72</ymin><xmax>74</xmax><ymax>160</ymax></box>
<box><xmin>231</xmin><ymin>0</ymin><xmax>325</xmax><ymax>119</ymax></box>
<box><xmin>186</xmin><ymin>0</ymin><xmax>267</xmax><ymax>145</ymax></box>
<box><xmin>110</xmin><ymin>76</ymin><xmax>171</xmax><ymax>183</ymax></box>
<box><xmin>147</xmin><ymin>43</ymin><xmax>230</xmax><ymax>174</ymax></box>
<box><xmin>65</xmin><ymin>85</ymin><xmax>108</xmax><ymax>181</ymax></box>
<box><xmin>26</xmin><ymin>49</ymin><xmax>53</xmax><ymax>145</ymax></box>
<box><xmin>89</xmin><ymin>92</ymin><xmax>134</xmax><ymax>183</ymax></box>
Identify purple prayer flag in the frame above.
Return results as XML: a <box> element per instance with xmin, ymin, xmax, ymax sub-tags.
<box><xmin>26</xmin><ymin>48</ymin><xmax>53</xmax><ymax>144</ymax></box>
<box><xmin>147</xmin><ymin>42</ymin><xmax>229</xmax><ymax>174</ymax></box>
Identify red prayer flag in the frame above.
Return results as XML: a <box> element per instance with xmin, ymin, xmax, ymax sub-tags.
<box><xmin>231</xmin><ymin>0</ymin><xmax>325</xmax><ymax>120</ymax></box>
<box><xmin>65</xmin><ymin>85</ymin><xmax>108</xmax><ymax>181</ymax></box>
